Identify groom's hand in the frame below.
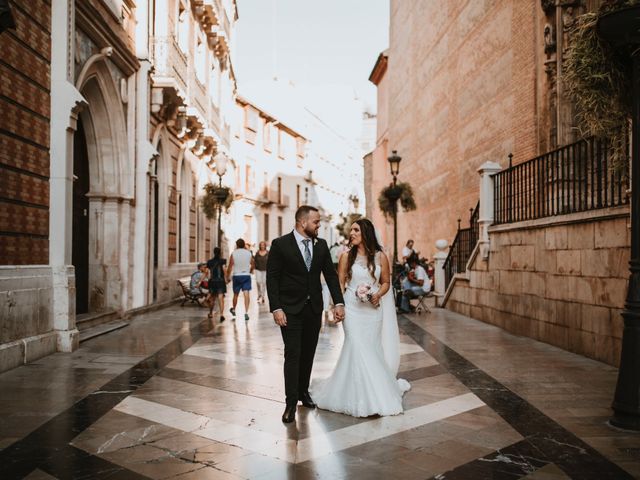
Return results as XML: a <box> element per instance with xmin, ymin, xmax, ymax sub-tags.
<box><xmin>334</xmin><ymin>305</ymin><xmax>345</xmax><ymax>323</ymax></box>
<box><xmin>273</xmin><ymin>309</ymin><xmax>287</xmax><ymax>327</ymax></box>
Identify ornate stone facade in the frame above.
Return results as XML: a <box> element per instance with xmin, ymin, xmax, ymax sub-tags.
<box><xmin>0</xmin><ymin>0</ymin><xmax>239</xmax><ymax>372</ymax></box>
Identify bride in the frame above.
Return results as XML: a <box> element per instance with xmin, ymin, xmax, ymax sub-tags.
<box><xmin>310</xmin><ymin>218</ymin><xmax>410</xmax><ymax>417</ymax></box>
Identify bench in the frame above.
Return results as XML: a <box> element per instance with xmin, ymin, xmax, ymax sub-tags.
<box><xmin>177</xmin><ymin>278</ymin><xmax>207</xmax><ymax>307</ymax></box>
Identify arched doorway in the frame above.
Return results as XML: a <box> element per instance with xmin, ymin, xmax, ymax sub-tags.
<box><xmin>72</xmin><ymin>61</ymin><xmax>131</xmax><ymax>313</ymax></box>
<box><xmin>72</xmin><ymin>118</ymin><xmax>90</xmax><ymax>314</ymax></box>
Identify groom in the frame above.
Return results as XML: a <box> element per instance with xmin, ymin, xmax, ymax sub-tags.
<box><xmin>266</xmin><ymin>205</ymin><xmax>345</xmax><ymax>423</ymax></box>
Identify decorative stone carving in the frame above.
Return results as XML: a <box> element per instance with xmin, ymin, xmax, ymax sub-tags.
<box><xmin>544</xmin><ymin>23</ymin><xmax>556</xmax><ymax>55</ymax></box>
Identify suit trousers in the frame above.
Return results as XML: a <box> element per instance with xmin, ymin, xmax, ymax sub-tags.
<box><xmin>280</xmin><ymin>302</ymin><xmax>322</xmax><ymax>406</ymax></box>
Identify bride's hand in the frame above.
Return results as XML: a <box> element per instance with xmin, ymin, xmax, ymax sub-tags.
<box><xmin>369</xmin><ymin>293</ymin><xmax>381</xmax><ymax>308</ymax></box>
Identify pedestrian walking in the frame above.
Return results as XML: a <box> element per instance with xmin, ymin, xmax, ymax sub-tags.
<box><xmin>226</xmin><ymin>238</ymin><xmax>255</xmax><ymax>321</ymax></box>
<box><xmin>206</xmin><ymin>247</ymin><xmax>227</xmax><ymax>322</ymax></box>
<box><xmin>254</xmin><ymin>241</ymin><xmax>269</xmax><ymax>304</ymax></box>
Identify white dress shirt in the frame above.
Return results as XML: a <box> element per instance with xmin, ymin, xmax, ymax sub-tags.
<box><xmin>293</xmin><ymin>228</ymin><xmax>313</xmax><ymax>263</ymax></box>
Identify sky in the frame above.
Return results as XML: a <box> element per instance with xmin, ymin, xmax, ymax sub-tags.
<box><xmin>234</xmin><ymin>0</ymin><xmax>389</xmax><ymax>143</ymax></box>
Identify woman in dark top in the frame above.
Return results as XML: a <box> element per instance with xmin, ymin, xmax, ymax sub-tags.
<box><xmin>206</xmin><ymin>247</ymin><xmax>227</xmax><ymax>322</ymax></box>
<box><xmin>254</xmin><ymin>241</ymin><xmax>269</xmax><ymax>304</ymax></box>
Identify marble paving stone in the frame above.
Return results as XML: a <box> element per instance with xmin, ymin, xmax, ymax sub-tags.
<box><xmin>522</xmin><ymin>463</ymin><xmax>571</xmax><ymax>479</ymax></box>
<box><xmin>2</xmin><ymin>303</ymin><xmax>640</xmax><ymax>479</ymax></box>
<box><xmin>23</xmin><ymin>469</ymin><xmax>59</xmax><ymax>480</ymax></box>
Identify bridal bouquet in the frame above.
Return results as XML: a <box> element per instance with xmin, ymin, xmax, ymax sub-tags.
<box><xmin>355</xmin><ymin>283</ymin><xmax>379</xmax><ymax>307</ymax></box>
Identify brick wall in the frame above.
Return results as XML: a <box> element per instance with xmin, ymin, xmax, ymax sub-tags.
<box><xmin>446</xmin><ymin>208</ymin><xmax>630</xmax><ymax>366</ymax></box>
<box><xmin>0</xmin><ymin>0</ymin><xmax>51</xmax><ymax>265</ymax></box>
<box><xmin>382</xmin><ymin>0</ymin><xmax>542</xmax><ymax>260</ymax></box>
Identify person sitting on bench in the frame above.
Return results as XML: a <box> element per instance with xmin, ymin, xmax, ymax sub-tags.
<box><xmin>190</xmin><ymin>263</ymin><xmax>209</xmax><ymax>296</ymax></box>
<box><xmin>399</xmin><ymin>254</ymin><xmax>431</xmax><ymax>313</ymax></box>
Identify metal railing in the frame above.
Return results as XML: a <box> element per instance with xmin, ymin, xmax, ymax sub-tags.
<box><xmin>494</xmin><ymin>137</ymin><xmax>629</xmax><ymax>225</ymax></box>
<box><xmin>150</xmin><ymin>36</ymin><xmax>189</xmax><ymax>94</ymax></box>
<box><xmin>444</xmin><ymin>202</ymin><xmax>479</xmax><ymax>290</ymax></box>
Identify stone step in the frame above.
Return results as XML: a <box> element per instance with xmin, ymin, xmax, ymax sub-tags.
<box><xmin>79</xmin><ymin>320</ymin><xmax>129</xmax><ymax>343</ymax></box>
<box><xmin>76</xmin><ymin>310</ymin><xmax>120</xmax><ymax>332</ymax></box>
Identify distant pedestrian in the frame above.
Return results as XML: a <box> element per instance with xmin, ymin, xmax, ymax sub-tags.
<box><xmin>401</xmin><ymin>239</ymin><xmax>415</xmax><ymax>264</ymax></box>
<box><xmin>226</xmin><ymin>238</ymin><xmax>255</xmax><ymax>321</ymax></box>
<box><xmin>254</xmin><ymin>241</ymin><xmax>269</xmax><ymax>304</ymax></box>
<box><xmin>206</xmin><ymin>248</ymin><xmax>227</xmax><ymax>322</ymax></box>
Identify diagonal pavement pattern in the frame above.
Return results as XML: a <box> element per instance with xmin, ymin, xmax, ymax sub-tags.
<box><xmin>0</xmin><ymin>298</ymin><xmax>638</xmax><ymax>479</ymax></box>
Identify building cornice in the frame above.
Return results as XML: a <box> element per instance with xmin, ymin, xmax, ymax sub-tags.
<box><xmin>236</xmin><ymin>95</ymin><xmax>307</xmax><ymax>140</ymax></box>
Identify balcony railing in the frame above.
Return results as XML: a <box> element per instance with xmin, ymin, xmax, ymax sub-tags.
<box><xmin>191</xmin><ymin>77</ymin><xmax>208</xmax><ymax>120</ymax></box>
<box><xmin>150</xmin><ymin>36</ymin><xmax>189</xmax><ymax>95</ymax></box>
<box><xmin>494</xmin><ymin>137</ymin><xmax>629</xmax><ymax>225</ymax></box>
<box><xmin>444</xmin><ymin>202</ymin><xmax>479</xmax><ymax>290</ymax></box>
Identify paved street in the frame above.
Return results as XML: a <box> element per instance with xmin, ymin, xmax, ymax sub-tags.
<box><xmin>0</xmin><ymin>295</ymin><xmax>639</xmax><ymax>479</ymax></box>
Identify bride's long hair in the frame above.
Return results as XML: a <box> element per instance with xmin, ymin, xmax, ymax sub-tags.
<box><xmin>346</xmin><ymin>218</ymin><xmax>383</xmax><ymax>284</ymax></box>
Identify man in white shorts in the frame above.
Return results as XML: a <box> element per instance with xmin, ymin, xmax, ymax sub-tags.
<box><xmin>226</xmin><ymin>238</ymin><xmax>255</xmax><ymax>321</ymax></box>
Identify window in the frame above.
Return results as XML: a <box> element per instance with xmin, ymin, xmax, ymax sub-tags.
<box><xmin>277</xmin><ymin>176</ymin><xmax>282</xmax><ymax>204</ymax></box>
<box><xmin>244</xmin><ymin>107</ymin><xmax>258</xmax><ymax>144</ymax></box>
<box><xmin>244</xmin><ymin>106</ymin><xmax>259</xmax><ymax>132</ymax></box>
<box><xmin>296</xmin><ymin>185</ymin><xmax>300</xmax><ymax>208</ymax></box>
<box><xmin>245</xmin><ymin>164</ymin><xmax>254</xmax><ymax>194</ymax></box>
<box><xmin>305</xmin><ymin>187</ymin><xmax>309</xmax><ymax>204</ymax></box>
<box><xmin>195</xmin><ymin>39</ymin><xmax>206</xmax><ymax>84</ymax></box>
<box><xmin>177</xmin><ymin>5</ymin><xmax>189</xmax><ymax>54</ymax></box>
<box><xmin>263</xmin><ymin>171</ymin><xmax>269</xmax><ymax>196</ymax></box>
<box><xmin>244</xmin><ymin>215</ymin><xmax>253</xmax><ymax>245</ymax></box>
<box><xmin>263</xmin><ymin>120</ymin><xmax>272</xmax><ymax>152</ymax></box>
<box><xmin>209</xmin><ymin>64</ymin><xmax>219</xmax><ymax>106</ymax></box>
<box><xmin>296</xmin><ymin>138</ymin><xmax>305</xmax><ymax>158</ymax></box>
<box><xmin>277</xmin><ymin>129</ymin><xmax>284</xmax><ymax>159</ymax></box>
<box><xmin>264</xmin><ymin>213</ymin><xmax>270</xmax><ymax>241</ymax></box>
<box><xmin>277</xmin><ymin>216</ymin><xmax>283</xmax><ymax>237</ymax></box>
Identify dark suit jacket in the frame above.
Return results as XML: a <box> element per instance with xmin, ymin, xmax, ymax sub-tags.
<box><xmin>266</xmin><ymin>232</ymin><xmax>344</xmax><ymax>315</ymax></box>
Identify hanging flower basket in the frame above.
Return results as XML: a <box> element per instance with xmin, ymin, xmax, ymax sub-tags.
<box><xmin>201</xmin><ymin>182</ymin><xmax>234</xmax><ymax>220</ymax></box>
<box><xmin>378</xmin><ymin>182</ymin><xmax>416</xmax><ymax>220</ymax></box>
<box><xmin>564</xmin><ymin>1</ymin><xmax>637</xmax><ymax>172</ymax></box>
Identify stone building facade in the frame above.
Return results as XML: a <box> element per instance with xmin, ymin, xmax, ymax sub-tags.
<box><xmin>369</xmin><ymin>0</ymin><xmax>631</xmax><ymax>365</ymax></box>
<box><xmin>369</xmin><ymin>0</ymin><xmax>602</xmax><ymax>258</ymax></box>
<box><xmin>230</xmin><ymin>96</ymin><xmax>364</xmax><ymax>248</ymax></box>
<box><xmin>0</xmin><ymin>0</ymin><xmax>238</xmax><ymax>372</ymax></box>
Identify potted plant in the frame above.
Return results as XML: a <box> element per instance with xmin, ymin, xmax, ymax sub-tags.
<box><xmin>564</xmin><ymin>0</ymin><xmax>638</xmax><ymax>171</ymax></box>
<box><xmin>200</xmin><ymin>182</ymin><xmax>234</xmax><ymax>220</ymax></box>
<box><xmin>378</xmin><ymin>182</ymin><xmax>416</xmax><ymax>220</ymax></box>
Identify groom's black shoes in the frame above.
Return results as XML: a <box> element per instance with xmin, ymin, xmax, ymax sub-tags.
<box><xmin>282</xmin><ymin>405</ymin><xmax>296</xmax><ymax>423</ymax></box>
<box><xmin>299</xmin><ymin>392</ymin><xmax>317</xmax><ymax>409</ymax></box>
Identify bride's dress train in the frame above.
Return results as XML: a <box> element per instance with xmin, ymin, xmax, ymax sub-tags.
<box><xmin>310</xmin><ymin>255</ymin><xmax>410</xmax><ymax>417</ymax></box>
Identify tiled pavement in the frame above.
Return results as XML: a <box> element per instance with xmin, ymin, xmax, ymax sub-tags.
<box><xmin>1</xmin><ymin>297</ymin><xmax>639</xmax><ymax>479</ymax></box>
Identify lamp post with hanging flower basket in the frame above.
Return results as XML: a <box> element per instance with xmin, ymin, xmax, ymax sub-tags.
<box><xmin>377</xmin><ymin>150</ymin><xmax>416</xmax><ymax>268</ymax></box>
<box><xmin>201</xmin><ymin>151</ymin><xmax>234</xmax><ymax>249</ymax></box>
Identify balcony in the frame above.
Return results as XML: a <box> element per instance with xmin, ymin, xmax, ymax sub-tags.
<box><xmin>189</xmin><ymin>77</ymin><xmax>208</xmax><ymax>122</ymax></box>
<box><xmin>150</xmin><ymin>36</ymin><xmax>189</xmax><ymax>97</ymax></box>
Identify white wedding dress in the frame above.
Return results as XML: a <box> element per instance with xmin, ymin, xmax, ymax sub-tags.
<box><xmin>310</xmin><ymin>254</ymin><xmax>410</xmax><ymax>417</ymax></box>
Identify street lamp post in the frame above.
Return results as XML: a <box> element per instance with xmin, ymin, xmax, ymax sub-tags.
<box><xmin>387</xmin><ymin>150</ymin><xmax>402</xmax><ymax>267</ymax></box>
<box><xmin>214</xmin><ymin>151</ymin><xmax>228</xmax><ymax>249</ymax></box>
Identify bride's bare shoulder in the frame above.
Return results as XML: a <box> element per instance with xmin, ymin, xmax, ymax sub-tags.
<box><xmin>376</xmin><ymin>250</ymin><xmax>389</xmax><ymax>264</ymax></box>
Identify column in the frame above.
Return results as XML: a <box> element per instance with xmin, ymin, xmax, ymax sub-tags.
<box><xmin>477</xmin><ymin>161</ymin><xmax>502</xmax><ymax>259</ymax></box>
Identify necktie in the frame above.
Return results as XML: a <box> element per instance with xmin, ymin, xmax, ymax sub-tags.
<box><xmin>302</xmin><ymin>239</ymin><xmax>312</xmax><ymax>271</ymax></box>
